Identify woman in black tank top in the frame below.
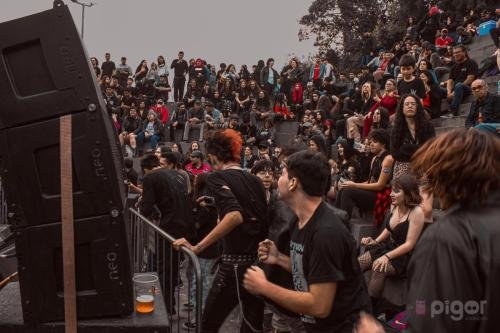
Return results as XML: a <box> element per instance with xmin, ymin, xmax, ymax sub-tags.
<box><xmin>335</xmin><ymin>129</ymin><xmax>394</xmax><ymax>223</ymax></box>
<box><xmin>358</xmin><ymin>174</ymin><xmax>425</xmax><ymax>298</ymax></box>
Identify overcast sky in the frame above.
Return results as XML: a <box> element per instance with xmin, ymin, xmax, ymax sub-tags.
<box><xmin>1</xmin><ymin>0</ymin><xmax>317</xmax><ymax>71</ymax></box>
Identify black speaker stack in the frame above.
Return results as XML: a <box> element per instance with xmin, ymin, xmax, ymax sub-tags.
<box><xmin>0</xmin><ymin>1</ymin><xmax>133</xmax><ymax>324</ymax></box>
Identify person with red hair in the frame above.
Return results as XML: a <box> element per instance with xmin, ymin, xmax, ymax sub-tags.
<box><xmin>174</xmin><ymin>128</ymin><xmax>269</xmax><ymax>332</ymax></box>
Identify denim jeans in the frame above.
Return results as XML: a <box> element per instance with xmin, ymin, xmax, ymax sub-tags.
<box><xmin>137</xmin><ymin>132</ymin><xmax>160</xmax><ymax>150</ymax></box>
<box><xmin>450</xmin><ymin>82</ymin><xmax>471</xmax><ymax>115</ymax></box>
<box><xmin>187</xmin><ymin>257</ymin><xmax>217</xmax><ymax>310</ymax></box>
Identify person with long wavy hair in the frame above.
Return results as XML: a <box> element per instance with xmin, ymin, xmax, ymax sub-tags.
<box><xmin>174</xmin><ymin>129</ymin><xmax>268</xmax><ymax>332</ymax></box>
<box><xmin>134</xmin><ymin>59</ymin><xmax>148</xmax><ymax>83</ymax></box>
<box><xmin>390</xmin><ymin>94</ymin><xmax>435</xmax><ymax>182</ymax></box>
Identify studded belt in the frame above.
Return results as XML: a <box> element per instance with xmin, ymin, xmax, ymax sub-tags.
<box><xmin>221</xmin><ymin>254</ymin><xmax>258</xmax><ymax>264</ymax></box>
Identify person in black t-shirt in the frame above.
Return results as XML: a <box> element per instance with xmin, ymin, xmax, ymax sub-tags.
<box><xmin>445</xmin><ymin>45</ymin><xmax>478</xmax><ymax>116</ymax></box>
<box><xmin>243</xmin><ymin>150</ymin><xmax>371</xmax><ymax>333</ymax></box>
<box><xmin>397</xmin><ymin>54</ymin><xmax>426</xmax><ymax>99</ymax></box>
<box><xmin>101</xmin><ymin>52</ymin><xmax>116</xmax><ymax>78</ymax></box>
<box><xmin>174</xmin><ymin>129</ymin><xmax>268</xmax><ymax>333</ymax></box>
<box><xmin>139</xmin><ymin>154</ymin><xmax>193</xmax><ymax>315</ymax></box>
<box><xmin>170</xmin><ymin>51</ymin><xmax>189</xmax><ymax>102</ymax></box>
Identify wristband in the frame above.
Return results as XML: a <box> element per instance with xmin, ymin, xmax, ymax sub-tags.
<box><xmin>384</xmin><ymin>254</ymin><xmax>391</xmax><ymax>260</ymax></box>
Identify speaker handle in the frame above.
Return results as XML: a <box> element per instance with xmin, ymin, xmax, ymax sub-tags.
<box><xmin>54</xmin><ymin>0</ymin><xmax>64</xmax><ymax>8</ymax></box>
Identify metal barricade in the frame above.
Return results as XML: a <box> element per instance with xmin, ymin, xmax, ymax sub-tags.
<box><xmin>128</xmin><ymin>208</ymin><xmax>202</xmax><ymax>333</ymax></box>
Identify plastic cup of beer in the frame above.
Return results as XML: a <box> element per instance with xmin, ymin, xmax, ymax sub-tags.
<box><xmin>133</xmin><ymin>273</ymin><xmax>158</xmax><ymax>314</ymax></box>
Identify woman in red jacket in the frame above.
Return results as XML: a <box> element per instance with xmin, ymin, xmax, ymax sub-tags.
<box><xmin>273</xmin><ymin>93</ymin><xmax>294</xmax><ymax>120</ymax></box>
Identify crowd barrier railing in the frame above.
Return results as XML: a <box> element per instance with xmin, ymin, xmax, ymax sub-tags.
<box><xmin>128</xmin><ymin>208</ymin><xmax>202</xmax><ymax>333</ymax></box>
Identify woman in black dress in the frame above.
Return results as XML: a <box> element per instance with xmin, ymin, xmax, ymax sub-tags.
<box><xmin>358</xmin><ymin>174</ymin><xmax>425</xmax><ymax>298</ymax></box>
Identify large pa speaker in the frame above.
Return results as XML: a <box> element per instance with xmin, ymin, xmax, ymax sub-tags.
<box><xmin>0</xmin><ymin>1</ymin><xmax>133</xmax><ymax>324</ymax></box>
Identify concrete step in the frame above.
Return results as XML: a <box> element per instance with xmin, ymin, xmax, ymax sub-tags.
<box><xmin>468</xmin><ymin>35</ymin><xmax>496</xmax><ymax>51</ymax></box>
<box><xmin>485</xmin><ymin>75</ymin><xmax>500</xmax><ymax>85</ymax></box>
<box><xmin>435</xmin><ymin>125</ymin><xmax>461</xmax><ymax>135</ymax></box>
<box><xmin>440</xmin><ymin>100</ymin><xmax>471</xmax><ymax>116</ymax></box>
<box><xmin>187</xmin><ymin>127</ymin><xmax>203</xmax><ymax>142</ymax></box>
<box><xmin>431</xmin><ymin>115</ymin><xmax>466</xmax><ymax>128</ymax></box>
<box><xmin>469</xmin><ymin>45</ymin><xmax>497</xmax><ymax>63</ymax></box>
<box><xmin>362</xmin><ymin>271</ymin><xmax>407</xmax><ymax>307</ymax></box>
<box><xmin>350</xmin><ymin>218</ymin><xmax>379</xmax><ymax>246</ymax></box>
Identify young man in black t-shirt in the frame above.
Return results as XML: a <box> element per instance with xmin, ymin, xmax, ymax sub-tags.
<box><xmin>170</xmin><ymin>51</ymin><xmax>189</xmax><ymax>102</ymax></box>
<box><xmin>174</xmin><ymin>129</ymin><xmax>268</xmax><ymax>332</ymax></box>
<box><xmin>139</xmin><ymin>154</ymin><xmax>192</xmax><ymax>316</ymax></box>
<box><xmin>101</xmin><ymin>52</ymin><xmax>116</xmax><ymax>78</ymax></box>
<box><xmin>397</xmin><ymin>54</ymin><xmax>426</xmax><ymax>99</ymax></box>
<box><xmin>243</xmin><ymin>150</ymin><xmax>371</xmax><ymax>333</ymax></box>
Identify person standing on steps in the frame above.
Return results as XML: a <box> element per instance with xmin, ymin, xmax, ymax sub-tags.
<box><xmin>174</xmin><ymin>129</ymin><xmax>268</xmax><ymax>333</ymax></box>
<box><xmin>171</xmin><ymin>51</ymin><xmax>189</xmax><ymax>102</ymax></box>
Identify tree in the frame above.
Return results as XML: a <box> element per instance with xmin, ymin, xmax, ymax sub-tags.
<box><xmin>299</xmin><ymin>0</ymin><xmax>497</xmax><ymax>70</ymax></box>
<box><xmin>299</xmin><ymin>0</ymin><xmax>386</xmax><ymax>70</ymax></box>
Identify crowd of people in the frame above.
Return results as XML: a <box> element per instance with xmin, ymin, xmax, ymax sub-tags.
<box><xmin>92</xmin><ymin>3</ymin><xmax>500</xmax><ymax>333</ymax></box>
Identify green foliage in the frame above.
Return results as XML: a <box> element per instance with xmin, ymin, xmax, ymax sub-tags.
<box><xmin>299</xmin><ymin>0</ymin><xmax>497</xmax><ymax>70</ymax></box>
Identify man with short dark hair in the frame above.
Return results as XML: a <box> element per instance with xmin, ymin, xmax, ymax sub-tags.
<box><xmin>119</xmin><ymin>106</ymin><xmax>141</xmax><ymax>156</ymax></box>
<box><xmin>185</xmin><ymin>150</ymin><xmax>212</xmax><ymax>177</ymax></box>
<box><xmin>204</xmin><ymin>101</ymin><xmax>223</xmax><ymax>129</ymax></box>
<box><xmin>139</xmin><ymin>154</ymin><xmax>192</xmax><ymax>315</ymax></box>
<box><xmin>445</xmin><ymin>45</ymin><xmax>478</xmax><ymax>117</ymax></box>
<box><xmin>183</xmin><ymin>100</ymin><xmax>205</xmax><ymax>142</ymax></box>
<box><xmin>397</xmin><ymin>54</ymin><xmax>426</xmax><ymax>99</ymax></box>
<box><xmin>103</xmin><ymin>85</ymin><xmax>120</xmax><ymax>116</ymax></box>
<box><xmin>115</xmin><ymin>56</ymin><xmax>132</xmax><ymax>87</ymax></box>
<box><xmin>101</xmin><ymin>52</ymin><xmax>116</xmax><ymax>78</ymax></box>
<box><xmin>243</xmin><ymin>150</ymin><xmax>370</xmax><ymax>333</ymax></box>
<box><xmin>171</xmin><ymin>51</ymin><xmax>189</xmax><ymax>102</ymax></box>
<box><xmin>435</xmin><ymin>28</ymin><xmax>454</xmax><ymax>55</ymax></box>
<box><xmin>169</xmin><ymin>102</ymin><xmax>187</xmax><ymax>142</ymax></box>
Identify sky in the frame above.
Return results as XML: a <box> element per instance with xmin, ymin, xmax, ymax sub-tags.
<box><xmin>1</xmin><ymin>0</ymin><xmax>317</xmax><ymax>71</ymax></box>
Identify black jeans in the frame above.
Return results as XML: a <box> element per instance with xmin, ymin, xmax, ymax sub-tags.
<box><xmin>173</xmin><ymin>76</ymin><xmax>186</xmax><ymax>102</ymax></box>
<box><xmin>335</xmin><ymin>188</ymin><xmax>377</xmax><ymax>219</ymax></box>
<box><xmin>202</xmin><ymin>262</ymin><xmax>264</xmax><ymax>332</ymax></box>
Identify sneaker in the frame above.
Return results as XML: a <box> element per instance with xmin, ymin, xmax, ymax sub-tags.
<box><xmin>125</xmin><ymin>145</ymin><xmax>133</xmax><ymax>158</ymax></box>
<box><xmin>440</xmin><ymin>112</ymin><xmax>454</xmax><ymax>119</ymax></box>
<box><xmin>182</xmin><ymin>321</ymin><xmax>196</xmax><ymax>330</ymax></box>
